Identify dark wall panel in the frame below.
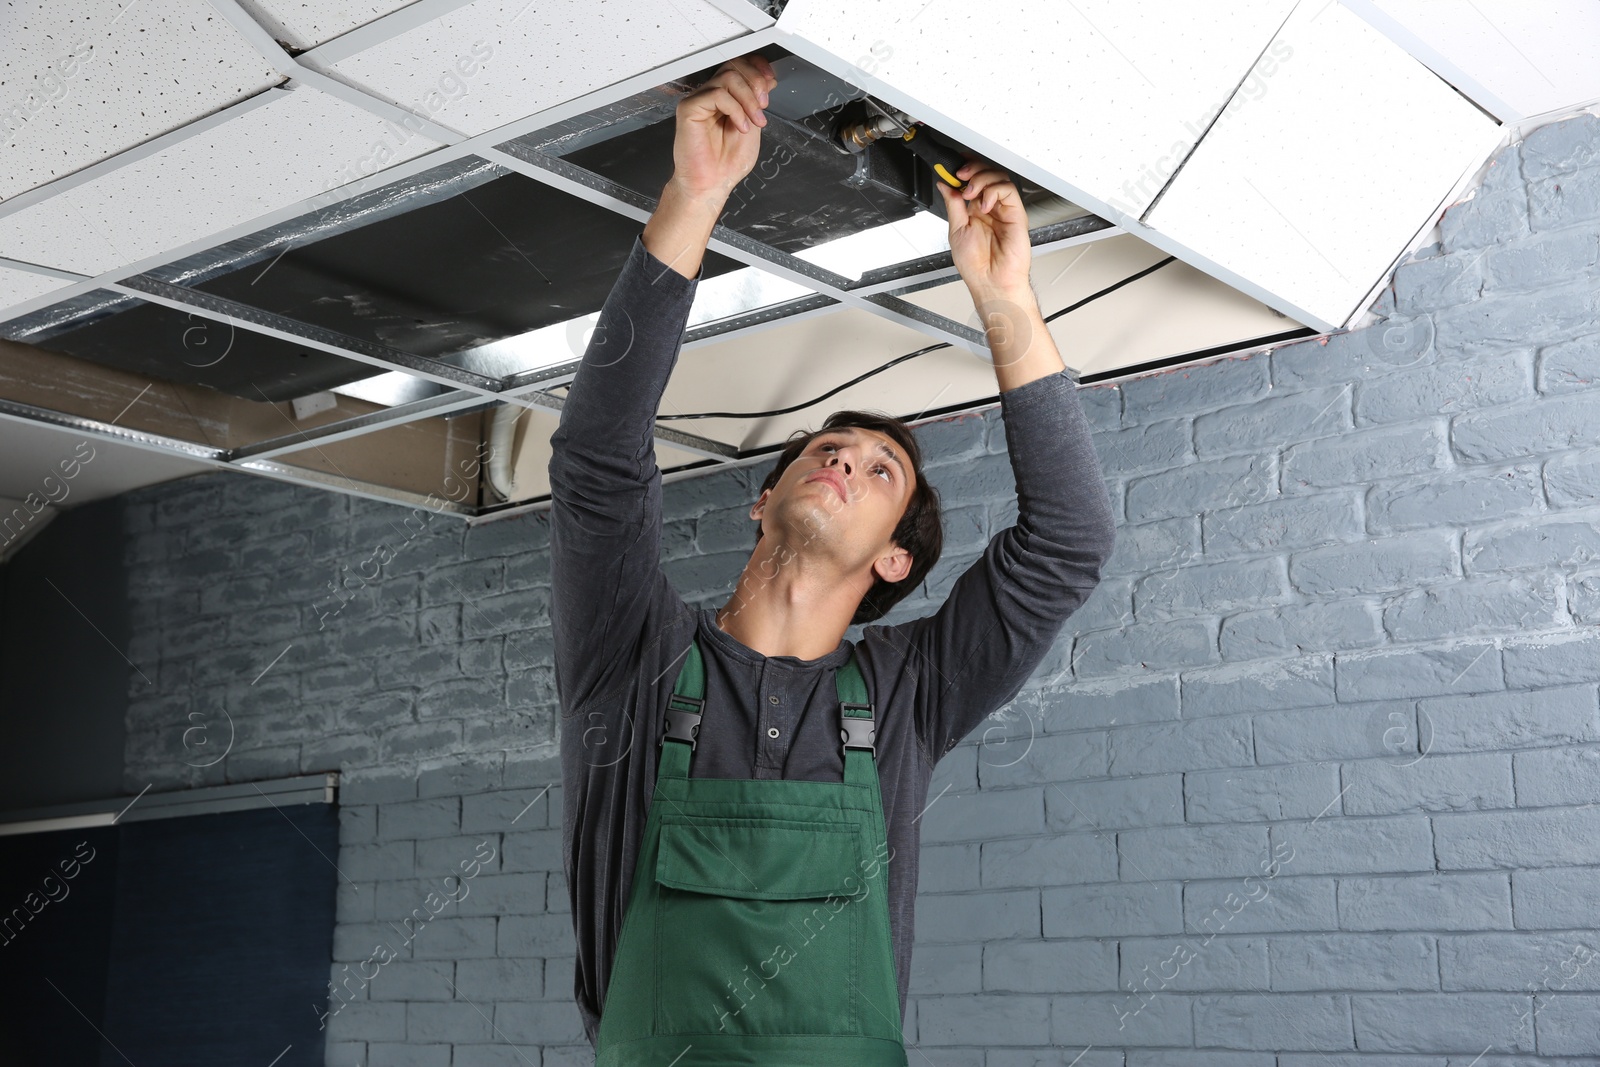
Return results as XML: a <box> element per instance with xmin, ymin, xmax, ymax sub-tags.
<box><xmin>0</xmin><ymin>495</ymin><xmax>129</xmax><ymax>812</ymax></box>
<box><xmin>98</xmin><ymin>803</ymin><xmax>339</xmax><ymax>1067</ymax></box>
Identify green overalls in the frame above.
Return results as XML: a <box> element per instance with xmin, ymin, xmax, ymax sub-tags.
<box><xmin>594</xmin><ymin>637</ymin><xmax>909</xmax><ymax>1066</ymax></box>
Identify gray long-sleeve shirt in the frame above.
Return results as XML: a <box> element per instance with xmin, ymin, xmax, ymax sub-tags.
<box><xmin>548</xmin><ymin>232</ymin><xmax>1117</xmax><ymax>1048</ymax></box>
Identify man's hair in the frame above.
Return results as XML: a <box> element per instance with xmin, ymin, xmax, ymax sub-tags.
<box><xmin>754</xmin><ymin>409</ymin><xmax>943</xmax><ymax>626</ymax></box>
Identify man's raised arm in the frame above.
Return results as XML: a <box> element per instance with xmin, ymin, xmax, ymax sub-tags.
<box><xmin>546</xmin><ymin>54</ymin><xmax>778</xmax><ymax>719</ymax></box>
<box><xmin>896</xmin><ymin>162</ymin><xmax>1119</xmax><ymax>764</ymax></box>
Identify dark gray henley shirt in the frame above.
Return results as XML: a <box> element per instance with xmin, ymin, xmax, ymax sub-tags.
<box><xmin>548</xmin><ymin>232</ymin><xmax>1118</xmax><ymax>1048</ymax></box>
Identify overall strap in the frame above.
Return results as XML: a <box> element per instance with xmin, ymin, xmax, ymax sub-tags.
<box><xmin>836</xmin><ymin>649</ymin><xmax>878</xmax><ymax>787</ymax></box>
<box><xmin>658</xmin><ymin>638</ymin><xmax>705</xmax><ymax>779</ymax></box>
<box><xmin>657</xmin><ymin>637</ymin><xmax>877</xmax><ymax>785</ymax></box>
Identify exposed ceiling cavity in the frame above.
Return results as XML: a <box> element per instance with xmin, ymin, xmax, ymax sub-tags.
<box><xmin>0</xmin><ymin>0</ymin><xmax>1591</xmax><ymax>522</ymax></box>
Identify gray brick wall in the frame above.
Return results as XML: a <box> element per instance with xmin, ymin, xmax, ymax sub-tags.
<box><xmin>115</xmin><ymin>111</ymin><xmax>1600</xmax><ymax>1065</ymax></box>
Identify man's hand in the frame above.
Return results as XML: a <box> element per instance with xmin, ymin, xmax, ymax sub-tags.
<box><xmin>671</xmin><ymin>54</ymin><xmax>778</xmax><ymax>201</ymax></box>
<box><xmin>938</xmin><ymin>159</ymin><xmax>1066</xmax><ymax>393</ymax></box>
<box><xmin>643</xmin><ymin>53</ymin><xmax>778</xmax><ymax>280</ymax></box>
<box><xmin>937</xmin><ymin>160</ymin><xmax>1032</xmax><ymax>299</ymax></box>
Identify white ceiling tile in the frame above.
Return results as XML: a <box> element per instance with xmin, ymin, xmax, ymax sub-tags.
<box><xmin>0</xmin><ymin>84</ymin><xmax>446</xmax><ymax>276</ymax></box>
<box><xmin>1145</xmin><ymin>0</ymin><xmax>1503</xmax><ymax>329</ymax></box>
<box><xmin>324</xmin><ymin>0</ymin><xmax>749</xmax><ymax>137</ymax></box>
<box><xmin>777</xmin><ymin>0</ymin><xmax>1300</xmax><ymax>221</ymax></box>
<box><xmin>1359</xmin><ymin>0</ymin><xmax>1600</xmax><ymax>120</ymax></box>
<box><xmin>0</xmin><ymin>265</ymin><xmax>74</xmax><ymax>316</ymax></box>
<box><xmin>235</xmin><ymin>0</ymin><xmax>420</xmax><ymax>51</ymax></box>
<box><xmin>0</xmin><ymin>0</ymin><xmax>281</xmax><ymax>202</ymax></box>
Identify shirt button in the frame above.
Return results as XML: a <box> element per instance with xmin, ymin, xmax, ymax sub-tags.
<box><xmin>767</xmin><ymin>727</ymin><xmax>780</xmax><ymax>738</ymax></box>
<box><xmin>769</xmin><ymin>695</ymin><xmax>780</xmax><ymax>704</ymax></box>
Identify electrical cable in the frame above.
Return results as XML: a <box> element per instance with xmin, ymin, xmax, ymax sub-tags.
<box><xmin>549</xmin><ymin>255</ymin><xmax>1179</xmax><ymax>422</ymax></box>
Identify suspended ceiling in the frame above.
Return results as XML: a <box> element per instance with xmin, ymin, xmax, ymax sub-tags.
<box><xmin>0</xmin><ymin>0</ymin><xmax>1595</xmax><ymax>538</ymax></box>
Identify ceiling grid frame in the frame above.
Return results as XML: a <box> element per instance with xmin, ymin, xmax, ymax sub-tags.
<box><xmin>0</xmin><ymin>0</ymin><xmax>1385</xmax><ymax>519</ymax></box>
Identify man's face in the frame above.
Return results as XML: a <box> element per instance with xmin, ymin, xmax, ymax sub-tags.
<box><xmin>752</xmin><ymin>426</ymin><xmax>916</xmax><ymax>585</ymax></box>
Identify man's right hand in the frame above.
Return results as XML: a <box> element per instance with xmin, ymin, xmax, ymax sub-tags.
<box><xmin>669</xmin><ymin>53</ymin><xmax>778</xmax><ymax>202</ymax></box>
<box><xmin>643</xmin><ymin>53</ymin><xmax>778</xmax><ymax>279</ymax></box>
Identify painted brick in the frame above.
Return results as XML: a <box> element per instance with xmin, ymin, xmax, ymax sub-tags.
<box><xmin>1354</xmin><ymin>349</ymin><xmax>1532</xmax><ymax>425</ymax></box>
<box><xmin>915</xmin><ymin>890</ymin><xmax>1041</xmax><ymax>943</ymax></box>
<box><xmin>1186</xmin><ymin>876</ymin><xmax>1338</xmax><ymax>935</ymax></box>
<box><xmin>1420</xmin><ymin>685</ymin><xmax>1600</xmax><ymax>753</ymax></box>
<box><xmin>1351</xmin><ymin>993</ymin><xmax>1534</xmax><ymax>1053</ymax></box>
<box><xmin>1043</xmin><ymin>882</ymin><xmax>1183</xmax><ymax>938</ymax></box>
<box><xmin>1100</xmin><ymin>515</ymin><xmax>1197</xmax><ymax>578</ymax></box>
<box><xmin>1546</xmin><ymin>446</ymin><xmax>1600</xmax><ymax>511</ymax></box>
<box><xmin>1194</xmin><ymin>993</ymin><xmax>1353</xmax><ymax>1050</ymax></box>
<box><xmin>1382</xmin><ymin>575</ymin><xmax>1568</xmax><ymax>643</ymax></box>
<box><xmin>919</xmin><ymin>786</ymin><xmax>1045</xmax><ymax>844</ymax></box>
<box><xmin>1094</xmin><ymin>419</ymin><xmax>1196</xmax><ymax>476</ymax></box>
<box><xmin>1392</xmin><ymin>250</ymin><xmax>1484</xmax><ymax>314</ymax></box>
<box><xmin>1435</xmin><ymin>807</ymin><xmax>1600</xmax><ymax>868</ymax></box>
<box><xmin>1220</xmin><ymin>602</ymin><xmax>1384</xmax><ymax>660</ymax></box>
<box><xmin>1126</xmin><ymin>454</ymin><xmax>1276</xmax><ymax>524</ymax></box>
<box><xmin>1510</xmin><ymin>748</ymin><xmax>1600</xmax><ymax>806</ymax></box>
<box><xmin>910</xmin><ymin>943</ymin><xmax>982</xmax><ymax>995</ymax></box>
<box><xmin>1183</xmin><ymin>655</ymin><xmax>1334</xmax><ymax>717</ymax></box>
<box><xmin>1030</xmin><ymin>681</ymin><xmax>1184</xmax><ymax>729</ymax></box>
<box><xmin>1511</xmin><ymin>866</ymin><xmax>1600</xmax><ymax>929</ymax></box>
<box><xmin>984</xmin><ymin>939</ymin><xmax>1119</xmax><ymax>992</ymax></box>
<box><xmin>1338</xmin><ymin>872</ymin><xmax>1512</xmax><ymax>931</ymax></box>
<box><xmin>1119</xmin><ymin>935</ymin><xmax>1268</xmax><ymax>992</ymax></box>
<box><xmin>1108</xmin><ymin>718</ymin><xmax>1254</xmax><ymax>777</ymax></box>
<box><xmin>1049</xmin><ymin>992</ymin><xmax>1193</xmax><ymax>1047</ymax></box>
<box><xmin>921</xmin><ymin>842</ymin><xmax>981</xmax><ymax>893</ymax></box>
<box><xmin>913</xmin><ymin>993</ymin><xmax>1050</xmax><ymax>1046</ymax></box>
<box><xmin>377</xmin><ymin>798</ymin><xmax>461</xmax><ymax>841</ymax></box>
<box><xmin>1269</xmin><ymin>934</ymin><xmax>1437</xmax><ymax>991</ymax></box>
<box><xmin>1269</xmin><ymin>817</ymin><xmax>1434</xmax><ymax>876</ymax></box>
<box><xmin>1333</xmin><ymin>644</ymin><xmax>1503</xmax><ymax>703</ymax></box>
<box><xmin>1534</xmin><ymin>993</ymin><xmax>1600</xmax><ymax>1055</ymax></box>
<box><xmin>1072</xmin><ymin>617</ymin><xmax>1219</xmax><ymax>676</ymax></box>
<box><xmin>1440</xmin><ymin>279</ymin><xmax>1600</xmax><ymax>355</ymax></box>
<box><xmin>1529</xmin><ymin>166</ymin><xmax>1600</xmax><ymax>230</ymax></box>
<box><xmin>1202</xmin><ymin>492</ymin><xmax>1363</xmax><ymax>558</ymax></box>
<box><xmin>1521</xmin><ymin>114</ymin><xmax>1600</xmax><ymax>180</ymax></box>
<box><xmin>983</xmin><ymin>832</ymin><xmax>1119</xmax><ymax>889</ymax></box>
<box><xmin>1271</xmin><ymin>316</ymin><xmax>1436</xmax><ymax>389</ymax></box>
<box><xmin>1367</xmin><ymin>463</ymin><xmax>1546</xmax><ymax>534</ymax></box>
<box><xmin>1503</xmin><ymin>630</ymin><xmax>1600</xmax><ymax>688</ymax></box>
<box><xmin>1118</xmin><ymin>825</ymin><xmax>1268</xmax><ymax>881</ymax></box>
<box><xmin>1439</xmin><ymin>932</ymin><xmax>1600</xmax><ymax>991</ymax></box>
<box><xmin>1538</xmin><ymin>332</ymin><xmax>1600</xmax><ymax>395</ymax></box>
<box><xmin>1119</xmin><ymin>356</ymin><xmax>1271</xmax><ymax>424</ymax></box>
<box><xmin>1343</xmin><ymin>753</ymin><xmax>1515</xmax><ymax>814</ymax></box>
<box><xmin>1488</xmin><ymin>227</ymin><xmax>1600</xmax><ymax>291</ymax></box>
<box><xmin>1439</xmin><ymin>184</ymin><xmax>1529</xmax><ymax>252</ymax></box>
<box><xmin>1133</xmin><ymin>557</ymin><xmax>1290</xmax><ymax>622</ymax></box>
<box><xmin>1191</xmin><ymin>385</ymin><xmax>1349</xmax><ymax>458</ymax></box>
<box><xmin>1184</xmin><ymin>763</ymin><xmax>1342</xmax><ymax>823</ymax></box>
<box><xmin>979</xmin><ymin>730</ymin><xmax>1109</xmax><ymax>787</ymax></box>
<box><xmin>1044</xmin><ymin>774</ymin><xmax>1184</xmax><ymax>831</ymax></box>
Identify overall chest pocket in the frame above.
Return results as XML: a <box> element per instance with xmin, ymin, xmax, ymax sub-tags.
<box><xmin>652</xmin><ymin>814</ymin><xmax>868</xmax><ymax>1037</ymax></box>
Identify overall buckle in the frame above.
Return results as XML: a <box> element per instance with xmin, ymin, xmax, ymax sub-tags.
<box><xmin>840</xmin><ymin>702</ymin><xmax>876</xmax><ymax>759</ymax></box>
<box><xmin>662</xmin><ymin>695</ymin><xmax>703</xmax><ymax>750</ymax></box>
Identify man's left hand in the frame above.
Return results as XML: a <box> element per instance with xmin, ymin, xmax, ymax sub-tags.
<box><xmin>938</xmin><ymin>160</ymin><xmax>1032</xmax><ymax>296</ymax></box>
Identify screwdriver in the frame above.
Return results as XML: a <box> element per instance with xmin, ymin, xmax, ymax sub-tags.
<box><xmin>897</xmin><ymin>123</ymin><xmax>970</xmax><ymax>191</ymax></box>
<box><xmin>835</xmin><ymin>103</ymin><xmax>970</xmax><ymax>191</ymax></box>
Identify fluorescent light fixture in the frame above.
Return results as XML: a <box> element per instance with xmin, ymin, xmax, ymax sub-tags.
<box><xmin>421</xmin><ymin>213</ymin><xmax>956</xmax><ymax>381</ymax></box>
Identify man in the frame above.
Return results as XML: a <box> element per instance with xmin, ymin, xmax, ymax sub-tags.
<box><xmin>548</xmin><ymin>52</ymin><xmax>1117</xmax><ymax>1059</ymax></box>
